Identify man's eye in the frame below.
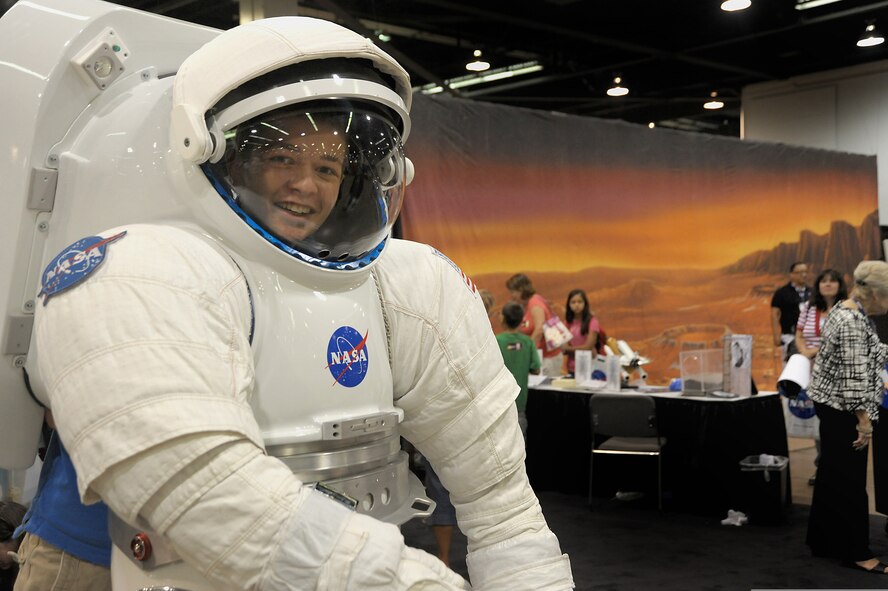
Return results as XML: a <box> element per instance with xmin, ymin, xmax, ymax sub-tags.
<box><xmin>317</xmin><ymin>165</ymin><xmax>342</xmax><ymax>178</ymax></box>
<box><xmin>267</xmin><ymin>155</ymin><xmax>295</xmax><ymax>165</ymax></box>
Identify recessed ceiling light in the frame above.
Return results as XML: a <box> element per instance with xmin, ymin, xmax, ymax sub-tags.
<box><xmin>607</xmin><ymin>76</ymin><xmax>629</xmax><ymax>97</ymax></box>
<box><xmin>704</xmin><ymin>91</ymin><xmax>725</xmax><ymax>110</ymax></box>
<box><xmin>857</xmin><ymin>22</ymin><xmax>885</xmax><ymax>47</ymax></box>
<box><xmin>721</xmin><ymin>0</ymin><xmax>751</xmax><ymax>12</ymax></box>
<box><xmin>466</xmin><ymin>49</ymin><xmax>490</xmax><ymax>72</ymax></box>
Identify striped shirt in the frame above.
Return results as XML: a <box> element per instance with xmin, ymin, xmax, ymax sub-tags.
<box><xmin>808</xmin><ymin>302</ymin><xmax>888</xmax><ymax>420</ymax></box>
<box><xmin>796</xmin><ymin>303</ymin><xmax>825</xmax><ymax>350</ymax></box>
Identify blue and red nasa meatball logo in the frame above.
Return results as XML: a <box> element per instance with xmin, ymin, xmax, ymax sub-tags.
<box><xmin>326</xmin><ymin>326</ymin><xmax>370</xmax><ymax>387</ymax></box>
<box><xmin>38</xmin><ymin>231</ymin><xmax>127</xmax><ymax>305</ymax></box>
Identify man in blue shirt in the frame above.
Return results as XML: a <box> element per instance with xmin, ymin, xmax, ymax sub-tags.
<box><xmin>13</xmin><ymin>425</ymin><xmax>111</xmax><ymax>591</ymax></box>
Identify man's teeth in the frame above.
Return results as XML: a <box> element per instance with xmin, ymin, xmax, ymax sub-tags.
<box><xmin>278</xmin><ymin>203</ymin><xmax>310</xmax><ymax>214</ymax></box>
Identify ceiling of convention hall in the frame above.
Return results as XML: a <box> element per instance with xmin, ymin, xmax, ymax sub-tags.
<box><xmin>8</xmin><ymin>0</ymin><xmax>888</xmax><ymax>136</ymax></box>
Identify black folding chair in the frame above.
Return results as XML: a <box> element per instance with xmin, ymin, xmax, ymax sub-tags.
<box><xmin>589</xmin><ymin>394</ymin><xmax>667</xmax><ymax>510</ymax></box>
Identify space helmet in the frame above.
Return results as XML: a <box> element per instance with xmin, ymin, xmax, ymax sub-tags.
<box><xmin>170</xmin><ymin>16</ymin><xmax>412</xmax><ymax>270</ymax></box>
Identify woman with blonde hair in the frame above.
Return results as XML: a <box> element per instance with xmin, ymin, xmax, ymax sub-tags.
<box><xmin>806</xmin><ymin>260</ymin><xmax>888</xmax><ymax>574</ymax></box>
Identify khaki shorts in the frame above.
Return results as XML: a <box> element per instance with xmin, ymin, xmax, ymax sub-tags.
<box><xmin>13</xmin><ymin>532</ymin><xmax>110</xmax><ymax>591</ymax></box>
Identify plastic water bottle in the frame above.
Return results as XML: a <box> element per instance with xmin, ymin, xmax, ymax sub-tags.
<box><xmin>605</xmin><ymin>354</ymin><xmax>621</xmax><ymax>391</ymax></box>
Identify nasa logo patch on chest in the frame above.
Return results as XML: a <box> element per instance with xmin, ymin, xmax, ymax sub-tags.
<box><xmin>38</xmin><ymin>231</ymin><xmax>127</xmax><ymax>306</ymax></box>
<box><xmin>326</xmin><ymin>326</ymin><xmax>370</xmax><ymax>388</ymax></box>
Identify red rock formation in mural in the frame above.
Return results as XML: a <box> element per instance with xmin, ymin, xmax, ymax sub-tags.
<box><xmin>476</xmin><ymin>210</ymin><xmax>881</xmax><ymax>390</ymax></box>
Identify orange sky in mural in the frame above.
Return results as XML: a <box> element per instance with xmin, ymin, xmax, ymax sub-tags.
<box><xmin>404</xmin><ymin>160</ymin><xmax>877</xmax><ymax>274</ymax></box>
<box><xmin>401</xmin><ymin>96</ymin><xmax>880</xmax><ymax>387</ymax></box>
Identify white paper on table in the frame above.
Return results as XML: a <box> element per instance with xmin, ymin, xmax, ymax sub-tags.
<box><xmin>528</xmin><ymin>373</ymin><xmax>548</xmax><ymax>388</ymax></box>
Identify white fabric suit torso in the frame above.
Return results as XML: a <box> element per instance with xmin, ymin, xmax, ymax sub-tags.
<box><xmin>32</xmin><ymin>223</ymin><xmax>573</xmax><ymax>590</ymax></box>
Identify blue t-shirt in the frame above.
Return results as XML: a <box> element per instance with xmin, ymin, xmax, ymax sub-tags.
<box><xmin>15</xmin><ymin>433</ymin><xmax>111</xmax><ymax>567</ymax></box>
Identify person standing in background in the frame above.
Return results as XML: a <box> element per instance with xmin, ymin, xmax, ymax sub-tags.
<box><xmin>479</xmin><ymin>288</ymin><xmax>496</xmax><ymax>331</ymax></box>
<box><xmin>795</xmin><ymin>269</ymin><xmax>847</xmax><ymax>360</ymax></box>
<box><xmin>561</xmin><ymin>289</ymin><xmax>601</xmax><ymax>375</ymax></box>
<box><xmin>0</xmin><ymin>501</ymin><xmax>26</xmax><ymax>591</ymax></box>
<box><xmin>417</xmin><ymin>456</ymin><xmax>457</xmax><ymax>568</ymax></box>
<box><xmin>806</xmin><ymin>261</ymin><xmax>888</xmax><ymax>574</ymax></box>
<box><xmin>497</xmin><ymin>302</ymin><xmax>542</xmax><ymax>441</ymax></box>
<box><xmin>870</xmin><ymin>313</ymin><xmax>888</xmax><ymax>538</ymax></box>
<box><xmin>772</xmin><ymin>262</ymin><xmax>811</xmax><ymax>361</ymax></box>
<box><xmin>795</xmin><ymin>269</ymin><xmax>847</xmax><ymax>486</ymax></box>
<box><xmin>506</xmin><ymin>273</ymin><xmax>561</xmax><ymax>376</ymax></box>
<box><xmin>12</xmin><ymin>418</ymin><xmax>111</xmax><ymax>591</ymax></box>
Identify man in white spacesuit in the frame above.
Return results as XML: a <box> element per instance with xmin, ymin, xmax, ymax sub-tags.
<box><xmin>231</xmin><ymin>112</ymin><xmax>346</xmax><ymax>244</ymax></box>
<box><xmin>25</xmin><ymin>8</ymin><xmax>574</xmax><ymax>591</ymax></box>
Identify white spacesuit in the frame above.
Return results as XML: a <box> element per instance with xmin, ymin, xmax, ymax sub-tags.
<box><xmin>0</xmin><ymin>1</ymin><xmax>574</xmax><ymax>590</ymax></box>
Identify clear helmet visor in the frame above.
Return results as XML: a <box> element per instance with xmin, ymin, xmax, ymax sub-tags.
<box><xmin>204</xmin><ymin>101</ymin><xmax>406</xmax><ymax>268</ymax></box>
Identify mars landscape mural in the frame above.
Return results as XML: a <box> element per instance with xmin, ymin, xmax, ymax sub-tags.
<box><xmin>401</xmin><ymin>94</ymin><xmax>880</xmax><ymax>388</ymax></box>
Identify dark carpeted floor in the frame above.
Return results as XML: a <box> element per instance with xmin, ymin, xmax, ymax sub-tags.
<box><xmin>402</xmin><ymin>491</ymin><xmax>888</xmax><ymax>590</ymax></box>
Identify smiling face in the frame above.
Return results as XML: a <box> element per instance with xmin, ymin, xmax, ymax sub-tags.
<box><xmin>234</xmin><ymin>115</ymin><xmax>347</xmax><ymax>244</ymax></box>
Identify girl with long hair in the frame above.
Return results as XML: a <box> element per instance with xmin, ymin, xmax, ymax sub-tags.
<box><xmin>561</xmin><ymin>289</ymin><xmax>601</xmax><ymax>374</ymax></box>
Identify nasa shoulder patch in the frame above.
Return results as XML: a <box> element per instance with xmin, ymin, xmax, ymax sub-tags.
<box><xmin>326</xmin><ymin>326</ymin><xmax>370</xmax><ymax>388</ymax></box>
<box><xmin>38</xmin><ymin>231</ymin><xmax>127</xmax><ymax>306</ymax></box>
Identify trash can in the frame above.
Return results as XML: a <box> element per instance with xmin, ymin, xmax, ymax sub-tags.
<box><xmin>738</xmin><ymin>454</ymin><xmax>788</xmax><ymax>525</ymax></box>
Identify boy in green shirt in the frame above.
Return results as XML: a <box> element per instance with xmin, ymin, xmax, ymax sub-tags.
<box><xmin>496</xmin><ymin>302</ymin><xmax>541</xmax><ymax>441</ymax></box>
